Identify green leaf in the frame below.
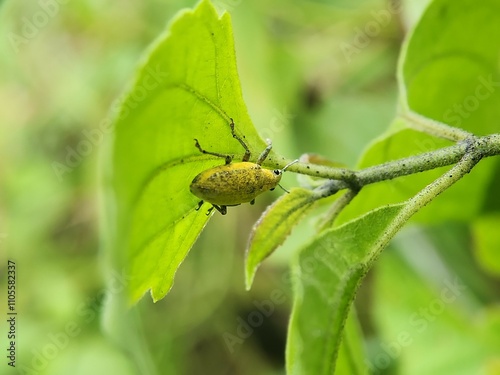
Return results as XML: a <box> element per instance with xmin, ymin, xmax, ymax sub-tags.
<box><xmin>337</xmin><ymin>124</ymin><xmax>494</xmax><ymax>225</ymax></box>
<box><xmin>108</xmin><ymin>0</ymin><xmax>273</xmax><ymax>303</ymax></box>
<box><xmin>338</xmin><ymin>0</ymin><xmax>500</xmax><ymax>225</ymax></box>
<box><xmin>373</xmin><ymin>249</ymin><xmax>500</xmax><ymax>375</ymax></box>
<box><xmin>400</xmin><ymin>0</ymin><xmax>500</xmax><ymax>134</ymax></box>
<box><xmin>286</xmin><ymin>204</ymin><xmax>405</xmax><ymax>374</ymax></box>
<box><xmin>334</xmin><ymin>311</ymin><xmax>368</xmax><ymax>375</ymax></box>
<box><xmin>245</xmin><ymin>187</ymin><xmax>317</xmax><ymax>290</ymax></box>
<box><xmin>289</xmin><ymin>2</ymin><xmax>500</xmax><ymax>366</ymax></box>
<box><xmin>286</xmin><ymin>139</ymin><xmax>481</xmax><ymax>373</ymax></box>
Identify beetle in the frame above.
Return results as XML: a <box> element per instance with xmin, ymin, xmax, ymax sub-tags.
<box><xmin>190</xmin><ymin>119</ymin><xmax>298</xmax><ymax>215</ymax></box>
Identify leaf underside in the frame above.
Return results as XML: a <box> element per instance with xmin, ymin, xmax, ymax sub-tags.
<box><xmin>110</xmin><ymin>0</ymin><xmax>268</xmax><ymax>303</ymax></box>
<box><xmin>103</xmin><ymin>0</ymin><xmax>500</xmax><ymax>373</ymax></box>
<box><xmin>245</xmin><ymin>187</ymin><xmax>318</xmax><ymax>290</ymax></box>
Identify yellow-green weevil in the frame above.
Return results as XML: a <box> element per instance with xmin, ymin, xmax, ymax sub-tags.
<box><xmin>190</xmin><ymin>119</ymin><xmax>298</xmax><ymax>215</ymax></box>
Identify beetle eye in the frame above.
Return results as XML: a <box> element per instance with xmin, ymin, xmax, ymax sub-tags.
<box><xmin>273</xmin><ymin>169</ymin><xmax>281</xmax><ymax>175</ymax></box>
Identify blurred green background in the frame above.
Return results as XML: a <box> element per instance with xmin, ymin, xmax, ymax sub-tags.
<box><xmin>2</xmin><ymin>0</ymin><xmax>499</xmax><ymax>374</ymax></box>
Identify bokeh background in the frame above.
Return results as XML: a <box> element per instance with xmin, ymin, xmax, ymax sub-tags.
<box><xmin>2</xmin><ymin>0</ymin><xmax>499</xmax><ymax>374</ymax></box>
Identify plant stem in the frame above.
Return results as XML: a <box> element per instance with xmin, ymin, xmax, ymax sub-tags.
<box><xmin>368</xmin><ymin>142</ymin><xmax>483</xmax><ymax>264</ymax></box>
<box><xmin>289</xmin><ymin>162</ymin><xmax>357</xmax><ymax>182</ymax></box>
<box><xmin>398</xmin><ymin>110</ymin><xmax>473</xmax><ymax>141</ymax></box>
<box><xmin>287</xmin><ymin>133</ymin><xmax>500</xmax><ymax>193</ymax></box>
<box><xmin>355</xmin><ymin>141</ymin><xmax>468</xmax><ymax>186</ymax></box>
<box><xmin>317</xmin><ymin>189</ymin><xmax>359</xmax><ymax>231</ymax></box>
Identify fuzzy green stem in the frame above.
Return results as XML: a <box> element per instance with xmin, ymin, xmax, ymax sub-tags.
<box><xmin>367</xmin><ymin>142</ymin><xmax>483</xmax><ymax>265</ymax></box>
<box><xmin>286</xmin><ymin>134</ymin><xmax>500</xmax><ymax>193</ymax></box>
<box><xmin>318</xmin><ymin>189</ymin><xmax>359</xmax><ymax>231</ymax></box>
<box><xmin>398</xmin><ymin>110</ymin><xmax>472</xmax><ymax>141</ymax></box>
<box><xmin>288</xmin><ymin>162</ymin><xmax>356</xmax><ymax>182</ymax></box>
<box><xmin>355</xmin><ymin>141</ymin><xmax>468</xmax><ymax>186</ymax></box>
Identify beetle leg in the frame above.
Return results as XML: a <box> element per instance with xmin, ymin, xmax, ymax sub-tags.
<box><xmin>229</xmin><ymin>119</ymin><xmax>251</xmax><ymax>162</ymax></box>
<box><xmin>256</xmin><ymin>139</ymin><xmax>272</xmax><ymax>165</ymax></box>
<box><xmin>194</xmin><ymin>139</ymin><xmax>233</xmax><ymax>164</ymax></box>
<box><xmin>250</xmin><ymin>199</ymin><xmax>255</xmax><ymax>205</ymax></box>
<box><xmin>195</xmin><ymin>200</ymin><xmax>204</xmax><ymax>211</ymax></box>
<box><xmin>211</xmin><ymin>204</ymin><xmax>227</xmax><ymax>215</ymax></box>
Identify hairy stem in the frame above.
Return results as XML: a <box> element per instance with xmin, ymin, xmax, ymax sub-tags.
<box><xmin>318</xmin><ymin>189</ymin><xmax>359</xmax><ymax>231</ymax></box>
<box><xmin>398</xmin><ymin>110</ymin><xmax>473</xmax><ymax>141</ymax></box>
<box><xmin>287</xmin><ymin>133</ymin><xmax>500</xmax><ymax>193</ymax></box>
<box><xmin>368</xmin><ymin>141</ymin><xmax>483</xmax><ymax>264</ymax></box>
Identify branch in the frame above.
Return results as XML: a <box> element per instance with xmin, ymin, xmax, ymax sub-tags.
<box><xmin>287</xmin><ymin>133</ymin><xmax>500</xmax><ymax>196</ymax></box>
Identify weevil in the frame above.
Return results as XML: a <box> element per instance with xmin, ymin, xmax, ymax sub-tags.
<box><xmin>190</xmin><ymin>119</ymin><xmax>298</xmax><ymax>215</ymax></box>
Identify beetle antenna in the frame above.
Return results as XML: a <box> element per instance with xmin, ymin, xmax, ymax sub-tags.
<box><xmin>278</xmin><ymin>184</ymin><xmax>290</xmax><ymax>193</ymax></box>
<box><xmin>282</xmin><ymin>159</ymin><xmax>299</xmax><ymax>172</ymax></box>
<box><xmin>276</xmin><ymin>160</ymin><xmax>299</xmax><ymax>194</ymax></box>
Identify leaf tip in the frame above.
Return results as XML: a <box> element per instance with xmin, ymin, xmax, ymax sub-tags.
<box><xmin>150</xmin><ymin>280</ymin><xmax>174</xmax><ymax>303</ymax></box>
<box><xmin>244</xmin><ymin>262</ymin><xmax>257</xmax><ymax>291</ymax></box>
<box><xmin>197</xmin><ymin>0</ymin><xmax>222</xmax><ymax>18</ymax></box>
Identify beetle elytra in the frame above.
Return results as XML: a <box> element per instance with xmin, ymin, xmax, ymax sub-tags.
<box><xmin>190</xmin><ymin>119</ymin><xmax>297</xmax><ymax>215</ymax></box>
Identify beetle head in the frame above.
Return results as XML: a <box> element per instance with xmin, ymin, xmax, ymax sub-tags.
<box><xmin>273</xmin><ymin>159</ymin><xmax>298</xmax><ymax>193</ymax></box>
<box><xmin>278</xmin><ymin>159</ymin><xmax>299</xmax><ymax>174</ymax></box>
